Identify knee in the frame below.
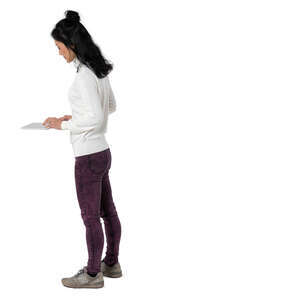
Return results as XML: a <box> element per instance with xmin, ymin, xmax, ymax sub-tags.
<box><xmin>81</xmin><ymin>214</ymin><xmax>100</xmax><ymax>226</ymax></box>
<box><xmin>100</xmin><ymin>209</ymin><xmax>118</xmax><ymax>219</ymax></box>
<box><xmin>100</xmin><ymin>203</ymin><xmax>118</xmax><ymax>219</ymax></box>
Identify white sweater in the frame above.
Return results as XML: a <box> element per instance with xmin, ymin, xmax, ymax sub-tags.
<box><xmin>61</xmin><ymin>56</ymin><xmax>116</xmax><ymax>157</ymax></box>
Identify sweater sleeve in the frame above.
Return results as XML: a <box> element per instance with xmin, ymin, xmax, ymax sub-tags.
<box><xmin>108</xmin><ymin>78</ymin><xmax>116</xmax><ymax>114</ymax></box>
<box><xmin>61</xmin><ymin>70</ymin><xmax>104</xmax><ymax>133</ymax></box>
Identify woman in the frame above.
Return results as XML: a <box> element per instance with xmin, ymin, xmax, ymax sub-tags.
<box><xmin>42</xmin><ymin>10</ymin><xmax>122</xmax><ymax>289</ymax></box>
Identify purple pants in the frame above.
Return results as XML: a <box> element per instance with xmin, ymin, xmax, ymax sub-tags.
<box><xmin>75</xmin><ymin>148</ymin><xmax>121</xmax><ymax>274</ymax></box>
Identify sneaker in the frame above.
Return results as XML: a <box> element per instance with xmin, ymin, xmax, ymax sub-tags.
<box><xmin>61</xmin><ymin>266</ymin><xmax>104</xmax><ymax>288</ymax></box>
<box><xmin>101</xmin><ymin>260</ymin><xmax>122</xmax><ymax>278</ymax></box>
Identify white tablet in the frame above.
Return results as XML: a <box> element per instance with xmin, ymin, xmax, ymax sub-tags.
<box><xmin>21</xmin><ymin>122</ymin><xmax>50</xmax><ymax>130</ymax></box>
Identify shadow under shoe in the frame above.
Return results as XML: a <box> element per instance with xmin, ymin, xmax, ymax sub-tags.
<box><xmin>101</xmin><ymin>260</ymin><xmax>122</xmax><ymax>278</ymax></box>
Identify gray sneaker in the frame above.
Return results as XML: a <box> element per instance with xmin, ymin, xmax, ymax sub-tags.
<box><xmin>101</xmin><ymin>260</ymin><xmax>122</xmax><ymax>278</ymax></box>
<box><xmin>61</xmin><ymin>266</ymin><xmax>104</xmax><ymax>288</ymax></box>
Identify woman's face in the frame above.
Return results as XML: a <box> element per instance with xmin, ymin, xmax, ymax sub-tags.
<box><xmin>54</xmin><ymin>40</ymin><xmax>76</xmax><ymax>63</ymax></box>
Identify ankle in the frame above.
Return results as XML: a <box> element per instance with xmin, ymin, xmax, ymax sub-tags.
<box><xmin>87</xmin><ymin>271</ymin><xmax>98</xmax><ymax>277</ymax></box>
<box><xmin>104</xmin><ymin>260</ymin><xmax>118</xmax><ymax>267</ymax></box>
<box><xmin>103</xmin><ymin>257</ymin><xmax>118</xmax><ymax>267</ymax></box>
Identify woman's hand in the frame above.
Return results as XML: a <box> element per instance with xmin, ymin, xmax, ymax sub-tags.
<box><xmin>58</xmin><ymin>115</ymin><xmax>72</xmax><ymax>121</ymax></box>
<box><xmin>42</xmin><ymin>117</ymin><xmax>63</xmax><ymax>130</ymax></box>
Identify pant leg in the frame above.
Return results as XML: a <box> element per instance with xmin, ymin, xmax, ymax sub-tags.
<box><xmin>75</xmin><ymin>150</ymin><xmax>110</xmax><ymax>274</ymax></box>
<box><xmin>100</xmin><ymin>149</ymin><xmax>122</xmax><ymax>266</ymax></box>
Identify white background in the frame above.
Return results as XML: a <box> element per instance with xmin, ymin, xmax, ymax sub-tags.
<box><xmin>0</xmin><ymin>0</ymin><xmax>299</xmax><ymax>299</ymax></box>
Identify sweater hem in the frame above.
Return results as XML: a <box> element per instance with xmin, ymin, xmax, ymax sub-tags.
<box><xmin>71</xmin><ymin>135</ymin><xmax>109</xmax><ymax>157</ymax></box>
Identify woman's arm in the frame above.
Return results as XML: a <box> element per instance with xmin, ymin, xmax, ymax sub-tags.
<box><xmin>61</xmin><ymin>70</ymin><xmax>104</xmax><ymax>134</ymax></box>
<box><xmin>108</xmin><ymin>78</ymin><xmax>116</xmax><ymax>114</ymax></box>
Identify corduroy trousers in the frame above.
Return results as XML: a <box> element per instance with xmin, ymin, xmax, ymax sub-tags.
<box><xmin>74</xmin><ymin>147</ymin><xmax>121</xmax><ymax>274</ymax></box>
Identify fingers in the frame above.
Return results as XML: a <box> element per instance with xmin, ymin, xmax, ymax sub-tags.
<box><xmin>42</xmin><ymin>117</ymin><xmax>50</xmax><ymax>125</ymax></box>
<box><xmin>43</xmin><ymin>116</ymin><xmax>70</xmax><ymax>127</ymax></box>
<box><xmin>42</xmin><ymin>117</ymin><xmax>57</xmax><ymax>127</ymax></box>
<box><xmin>61</xmin><ymin>115</ymin><xmax>72</xmax><ymax>121</ymax></box>
<box><xmin>57</xmin><ymin>115</ymin><xmax>71</xmax><ymax>121</ymax></box>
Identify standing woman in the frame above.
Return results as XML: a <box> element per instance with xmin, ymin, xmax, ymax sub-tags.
<box><xmin>43</xmin><ymin>10</ymin><xmax>122</xmax><ymax>289</ymax></box>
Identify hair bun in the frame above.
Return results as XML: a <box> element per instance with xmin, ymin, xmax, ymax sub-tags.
<box><xmin>64</xmin><ymin>10</ymin><xmax>80</xmax><ymax>23</ymax></box>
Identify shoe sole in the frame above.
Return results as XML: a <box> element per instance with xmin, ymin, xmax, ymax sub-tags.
<box><xmin>62</xmin><ymin>281</ymin><xmax>104</xmax><ymax>289</ymax></box>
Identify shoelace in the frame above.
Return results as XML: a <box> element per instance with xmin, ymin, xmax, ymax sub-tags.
<box><xmin>75</xmin><ymin>268</ymin><xmax>85</xmax><ymax>276</ymax></box>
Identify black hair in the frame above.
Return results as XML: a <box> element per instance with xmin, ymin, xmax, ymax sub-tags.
<box><xmin>51</xmin><ymin>10</ymin><xmax>113</xmax><ymax>78</ymax></box>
